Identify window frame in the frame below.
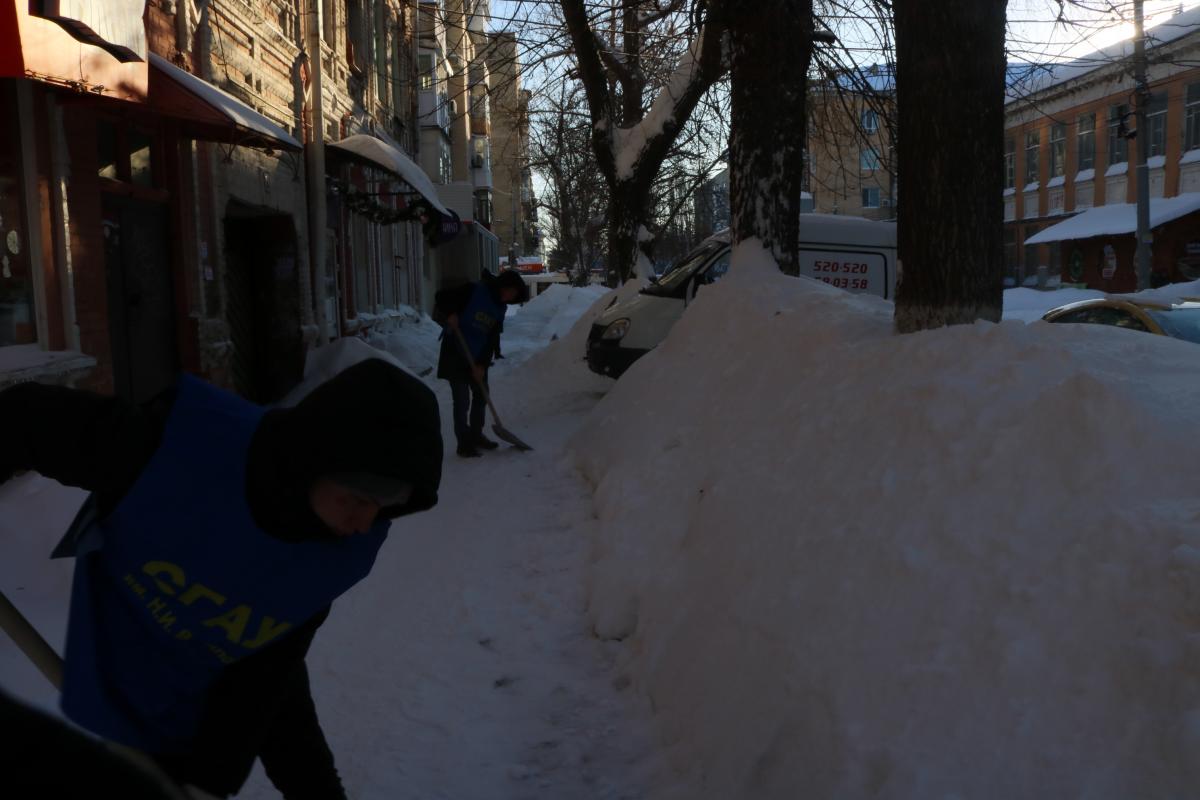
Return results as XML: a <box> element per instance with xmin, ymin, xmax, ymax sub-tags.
<box><xmin>1146</xmin><ymin>91</ymin><xmax>1168</xmax><ymax>158</ymax></box>
<box><xmin>1108</xmin><ymin>104</ymin><xmax>1129</xmax><ymax>166</ymax></box>
<box><xmin>1049</xmin><ymin>122</ymin><xmax>1066</xmax><ymax>178</ymax></box>
<box><xmin>1024</xmin><ymin>130</ymin><xmax>1040</xmax><ymax>184</ymax></box>
<box><xmin>1004</xmin><ymin>137</ymin><xmax>1016</xmax><ymax>189</ymax></box>
<box><xmin>1186</xmin><ymin>83</ymin><xmax>1200</xmax><ymax>152</ymax></box>
<box><xmin>1077</xmin><ymin>113</ymin><xmax>1096</xmax><ymax>172</ymax></box>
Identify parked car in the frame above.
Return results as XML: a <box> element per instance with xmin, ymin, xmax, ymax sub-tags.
<box><xmin>586</xmin><ymin>215</ymin><xmax>898</xmax><ymax>378</ymax></box>
<box><xmin>1041</xmin><ymin>297</ymin><xmax>1200</xmax><ymax>343</ymax></box>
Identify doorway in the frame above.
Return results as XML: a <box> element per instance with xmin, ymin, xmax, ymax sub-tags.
<box><xmin>102</xmin><ymin>193</ymin><xmax>177</xmax><ymax>404</ymax></box>
<box><xmin>223</xmin><ymin>203</ymin><xmax>304</xmax><ymax>404</ymax></box>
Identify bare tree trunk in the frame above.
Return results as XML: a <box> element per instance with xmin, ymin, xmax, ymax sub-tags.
<box><xmin>561</xmin><ymin>0</ymin><xmax>725</xmax><ymax>284</ymax></box>
<box><xmin>894</xmin><ymin>0</ymin><xmax>1006</xmax><ymax>332</ymax></box>
<box><xmin>726</xmin><ymin>0</ymin><xmax>813</xmax><ymax>274</ymax></box>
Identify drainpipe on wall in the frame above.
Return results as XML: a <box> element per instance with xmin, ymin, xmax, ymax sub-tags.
<box><xmin>45</xmin><ymin>97</ymin><xmax>79</xmax><ymax>351</ymax></box>
<box><xmin>305</xmin><ymin>0</ymin><xmax>330</xmax><ymax>345</ymax></box>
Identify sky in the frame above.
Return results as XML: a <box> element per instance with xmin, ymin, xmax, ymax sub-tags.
<box><xmin>1007</xmin><ymin>0</ymin><xmax>1200</xmax><ymax>62</ymax></box>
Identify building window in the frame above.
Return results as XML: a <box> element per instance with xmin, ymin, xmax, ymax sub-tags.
<box><xmin>322</xmin><ymin>0</ymin><xmax>335</xmax><ymax>44</ymax></box>
<box><xmin>1049</xmin><ymin>123</ymin><xmax>1066</xmax><ymax>178</ymax></box>
<box><xmin>1147</xmin><ymin>91</ymin><xmax>1168</xmax><ymax>158</ymax></box>
<box><xmin>861</xmin><ymin>187</ymin><xmax>880</xmax><ymax>208</ymax></box>
<box><xmin>1108</xmin><ymin>104</ymin><xmax>1129</xmax><ymax>166</ymax></box>
<box><xmin>860</xmin><ymin>147</ymin><xmax>879</xmax><ymax>172</ymax></box>
<box><xmin>0</xmin><ymin>84</ymin><xmax>36</xmax><ymax>347</ymax></box>
<box><xmin>1024</xmin><ymin>239</ymin><xmax>1040</xmax><ymax>282</ymax></box>
<box><xmin>861</xmin><ymin>109</ymin><xmax>878</xmax><ymax>134</ymax></box>
<box><xmin>439</xmin><ymin>138</ymin><xmax>452</xmax><ymax>184</ymax></box>
<box><xmin>1004</xmin><ymin>137</ymin><xmax>1015</xmax><ymax>189</ymax></box>
<box><xmin>418</xmin><ymin>53</ymin><xmax>434</xmax><ymax>91</ymax></box>
<box><xmin>1077</xmin><ymin>113</ymin><xmax>1095</xmax><ymax>171</ymax></box>
<box><xmin>1187</xmin><ymin>83</ymin><xmax>1200</xmax><ymax>152</ymax></box>
<box><xmin>1003</xmin><ymin>227</ymin><xmax>1018</xmax><ymax>284</ymax></box>
<box><xmin>346</xmin><ymin>0</ymin><xmax>366</xmax><ymax>74</ymax></box>
<box><xmin>1025</xmin><ymin>130</ymin><xmax>1039</xmax><ymax>184</ymax></box>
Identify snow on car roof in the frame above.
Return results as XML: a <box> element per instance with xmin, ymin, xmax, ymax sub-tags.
<box><xmin>708</xmin><ymin>214</ymin><xmax>896</xmax><ymax>249</ymax></box>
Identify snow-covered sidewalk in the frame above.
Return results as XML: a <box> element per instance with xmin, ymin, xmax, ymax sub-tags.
<box><xmin>1</xmin><ymin>284</ymin><xmax>687</xmax><ymax>800</ymax></box>
<box><xmin>238</xmin><ymin>355</ymin><xmax>679</xmax><ymax>799</ymax></box>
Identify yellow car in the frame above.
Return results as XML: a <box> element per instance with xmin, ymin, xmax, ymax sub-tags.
<box><xmin>1041</xmin><ymin>297</ymin><xmax>1200</xmax><ymax>343</ymax></box>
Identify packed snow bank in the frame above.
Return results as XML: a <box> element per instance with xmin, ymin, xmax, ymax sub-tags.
<box><xmin>364</xmin><ymin>308</ymin><xmax>444</xmax><ymax>377</ymax></box>
<box><xmin>572</xmin><ymin>240</ymin><xmax>1200</xmax><ymax>799</ymax></box>
<box><xmin>0</xmin><ymin>474</ymin><xmax>83</xmax><ymax>714</ymax></box>
<box><xmin>502</xmin><ymin>283</ymin><xmax>610</xmax><ymax>362</ymax></box>
<box><xmin>493</xmin><ymin>284</ymin><xmax>623</xmax><ymax>419</ymax></box>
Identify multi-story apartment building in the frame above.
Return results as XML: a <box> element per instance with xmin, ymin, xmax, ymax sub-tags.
<box><xmin>416</xmin><ymin>0</ymin><xmax>499</xmax><ymax>284</ymax></box>
<box><xmin>806</xmin><ymin>71</ymin><xmax>895</xmax><ymax>221</ymax></box>
<box><xmin>1006</xmin><ymin>7</ymin><xmax>1200</xmax><ymax>291</ymax></box>
<box><xmin>694</xmin><ymin>71</ymin><xmax>889</xmax><ymax>236</ymax></box>
<box><xmin>0</xmin><ymin>0</ymin><xmax>525</xmax><ymax>406</ymax></box>
<box><xmin>484</xmin><ymin>32</ymin><xmax>539</xmax><ymax>263</ymax></box>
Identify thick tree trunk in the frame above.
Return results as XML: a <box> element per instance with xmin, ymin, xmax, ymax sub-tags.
<box><xmin>727</xmin><ymin>0</ymin><xmax>813</xmax><ymax>275</ymax></box>
<box><xmin>608</xmin><ymin>181</ymin><xmax>654</xmax><ymax>283</ymax></box>
<box><xmin>894</xmin><ymin>0</ymin><xmax>1007</xmax><ymax>332</ymax></box>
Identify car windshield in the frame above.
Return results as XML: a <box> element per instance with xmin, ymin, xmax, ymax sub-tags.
<box><xmin>646</xmin><ymin>243</ymin><xmax>723</xmax><ymax>294</ymax></box>
<box><xmin>1145</xmin><ymin>308</ymin><xmax>1200</xmax><ymax>344</ymax></box>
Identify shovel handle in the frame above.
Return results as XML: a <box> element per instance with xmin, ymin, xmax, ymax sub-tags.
<box><xmin>0</xmin><ymin>589</ymin><xmax>63</xmax><ymax>689</ymax></box>
<box><xmin>451</xmin><ymin>327</ymin><xmax>506</xmax><ymax>427</ymax></box>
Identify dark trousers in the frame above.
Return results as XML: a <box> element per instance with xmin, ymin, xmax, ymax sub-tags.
<box><xmin>449</xmin><ymin>377</ymin><xmax>486</xmax><ymax>449</ymax></box>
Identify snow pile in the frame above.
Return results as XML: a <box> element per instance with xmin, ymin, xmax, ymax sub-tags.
<box><xmin>278</xmin><ymin>336</ymin><xmax>419</xmax><ymax>408</ymax></box>
<box><xmin>364</xmin><ymin>308</ymin><xmax>444</xmax><ymax>378</ymax></box>
<box><xmin>572</xmin><ymin>241</ymin><xmax>1200</xmax><ymax>798</ymax></box>
<box><xmin>0</xmin><ymin>474</ymin><xmax>83</xmax><ymax>714</ymax></box>
<box><xmin>501</xmin><ymin>283</ymin><xmax>610</xmax><ymax>361</ymax></box>
<box><xmin>492</xmin><ymin>284</ymin><xmax>627</xmax><ymax>419</ymax></box>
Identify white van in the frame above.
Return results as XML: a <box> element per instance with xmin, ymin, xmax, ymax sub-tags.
<box><xmin>586</xmin><ymin>214</ymin><xmax>897</xmax><ymax>377</ymax></box>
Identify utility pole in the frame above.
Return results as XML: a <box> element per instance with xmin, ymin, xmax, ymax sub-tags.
<box><xmin>1134</xmin><ymin>0</ymin><xmax>1152</xmax><ymax>290</ymax></box>
<box><xmin>306</xmin><ymin>0</ymin><xmax>330</xmax><ymax>342</ymax></box>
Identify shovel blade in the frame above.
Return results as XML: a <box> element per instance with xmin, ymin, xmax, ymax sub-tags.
<box><xmin>492</xmin><ymin>422</ymin><xmax>533</xmax><ymax>451</ymax></box>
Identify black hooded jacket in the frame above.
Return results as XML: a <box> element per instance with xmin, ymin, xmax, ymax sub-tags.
<box><xmin>0</xmin><ymin>358</ymin><xmax>442</xmax><ymax>798</ymax></box>
<box><xmin>433</xmin><ymin>270</ymin><xmax>528</xmax><ymax>381</ymax></box>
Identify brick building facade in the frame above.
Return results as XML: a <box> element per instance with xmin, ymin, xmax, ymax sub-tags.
<box><xmin>0</xmin><ymin>0</ymin><xmax>525</xmax><ymax>405</ymax></box>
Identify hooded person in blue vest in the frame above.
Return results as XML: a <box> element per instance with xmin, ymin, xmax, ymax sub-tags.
<box><xmin>0</xmin><ymin>358</ymin><xmax>442</xmax><ymax>799</ymax></box>
<box><xmin>434</xmin><ymin>269</ymin><xmax>529</xmax><ymax>457</ymax></box>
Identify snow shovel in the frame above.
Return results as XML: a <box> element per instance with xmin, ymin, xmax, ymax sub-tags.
<box><xmin>452</xmin><ymin>327</ymin><xmax>533</xmax><ymax>451</ymax></box>
<box><xmin>0</xmin><ymin>589</ymin><xmax>62</xmax><ymax>690</ymax></box>
<box><xmin>0</xmin><ymin>589</ymin><xmax>197</xmax><ymax>799</ymax></box>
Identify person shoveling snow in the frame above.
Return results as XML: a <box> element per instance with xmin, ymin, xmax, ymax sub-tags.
<box><xmin>0</xmin><ymin>359</ymin><xmax>442</xmax><ymax>798</ymax></box>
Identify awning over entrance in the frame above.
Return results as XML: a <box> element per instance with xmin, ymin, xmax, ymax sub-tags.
<box><xmin>327</xmin><ymin>134</ymin><xmax>452</xmax><ymax>217</ymax></box>
<box><xmin>0</xmin><ymin>0</ymin><xmax>147</xmax><ymax>101</ymax></box>
<box><xmin>1025</xmin><ymin>192</ymin><xmax>1200</xmax><ymax>245</ymax></box>
<box><xmin>148</xmin><ymin>54</ymin><xmax>302</xmax><ymax>152</ymax></box>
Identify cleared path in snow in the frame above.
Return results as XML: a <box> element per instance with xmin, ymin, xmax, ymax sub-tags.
<box><xmin>238</xmin><ymin>348</ymin><xmax>678</xmax><ymax>799</ymax></box>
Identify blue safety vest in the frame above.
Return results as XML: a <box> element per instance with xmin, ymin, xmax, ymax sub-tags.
<box><xmin>458</xmin><ymin>282</ymin><xmax>505</xmax><ymax>360</ymax></box>
<box><xmin>60</xmin><ymin>375</ymin><xmax>389</xmax><ymax>751</ymax></box>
